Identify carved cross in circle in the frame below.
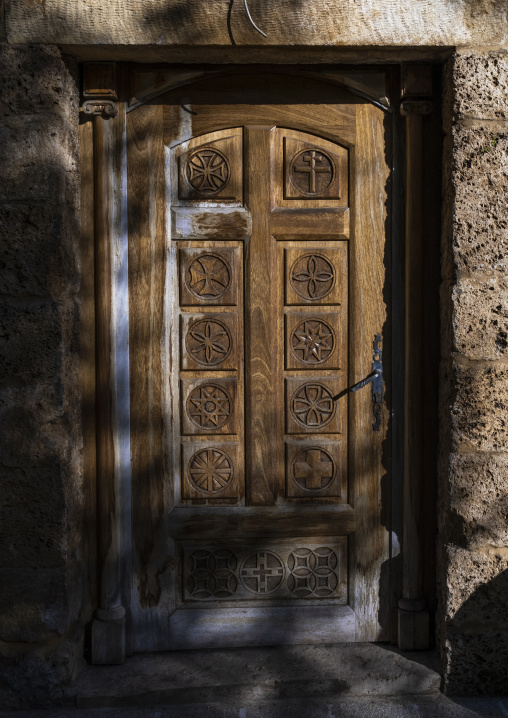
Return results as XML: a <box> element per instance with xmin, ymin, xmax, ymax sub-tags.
<box><xmin>240</xmin><ymin>551</ymin><xmax>284</xmax><ymax>594</ymax></box>
<box><xmin>294</xmin><ymin>448</ymin><xmax>334</xmax><ymax>490</ymax></box>
<box><xmin>292</xmin><ymin>150</ymin><xmax>333</xmax><ymax>194</ymax></box>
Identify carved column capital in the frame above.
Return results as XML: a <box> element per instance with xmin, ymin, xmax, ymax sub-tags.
<box><xmin>82</xmin><ymin>99</ymin><xmax>118</xmax><ymax>118</ymax></box>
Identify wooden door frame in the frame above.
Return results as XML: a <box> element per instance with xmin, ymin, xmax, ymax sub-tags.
<box><xmin>79</xmin><ymin>62</ymin><xmax>441</xmax><ymax>663</ymax></box>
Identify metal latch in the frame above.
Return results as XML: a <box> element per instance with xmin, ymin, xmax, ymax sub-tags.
<box><xmin>332</xmin><ymin>334</ymin><xmax>383</xmax><ymax>431</ymax></box>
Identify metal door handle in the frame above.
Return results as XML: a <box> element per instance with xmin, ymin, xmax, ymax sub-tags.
<box><xmin>332</xmin><ymin>334</ymin><xmax>383</xmax><ymax>431</ymax></box>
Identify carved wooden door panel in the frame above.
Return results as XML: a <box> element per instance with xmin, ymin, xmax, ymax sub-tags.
<box><xmin>127</xmin><ymin>74</ymin><xmax>390</xmax><ymax>651</ymax></box>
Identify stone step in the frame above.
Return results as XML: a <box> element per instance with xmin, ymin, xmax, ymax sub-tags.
<box><xmin>74</xmin><ymin>643</ymin><xmax>441</xmax><ymax>709</ymax></box>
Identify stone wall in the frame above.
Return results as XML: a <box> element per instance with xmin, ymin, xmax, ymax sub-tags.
<box><xmin>439</xmin><ymin>49</ymin><xmax>508</xmax><ymax>694</ymax></box>
<box><xmin>0</xmin><ymin>45</ymin><xmax>84</xmax><ymax>708</ymax></box>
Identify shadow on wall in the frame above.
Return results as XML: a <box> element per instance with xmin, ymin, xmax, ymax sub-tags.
<box><xmin>443</xmin><ymin>566</ymin><xmax>508</xmax><ymax>695</ymax></box>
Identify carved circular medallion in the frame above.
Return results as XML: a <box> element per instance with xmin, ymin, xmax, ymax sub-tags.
<box><xmin>187</xmin><ymin>383</ymin><xmax>232</xmax><ymax>430</ymax></box>
<box><xmin>240</xmin><ymin>551</ymin><xmax>285</xmax><ymax>594</ymax></box>
<box><xmin>186</xmin><ymin>253</ymin><xmax>232</xmax><ymax>301</ymax></box>
<box><xmin>289</xmin><ymin>148</ymin><xmax>335</xmax><ymax>196</ymax></box>
<box><xmin>292</xmin><ymin>447</ymin><xmax>335</xmax><ymax>491</ymax></box>
<box><xmin>187</xmin><ymin>549</ymin><xmax>237</xmax><ymax>599</ymax></box>
<box><xmin>290</xmin><ymin>254</ymin><xmax>335</xmax><ymax>302</ymax></box>
<box><xmin>291</xmin><ymin>318</ymin><xmax>335</xmax><ymax>364</ymax></box>
<box><xmin>287</xmin><ymin>547</ymin><xmax>338</xmax><ymax>598</ymax></box>
<box><xmin>290</xmin><ymin>383</ymin><xmax>335</xmax><ymax>429</ymax></box>
<box><xmin>186</xmin><ymin>148</ymin><xmax>230</xmax><ymax>195</ymax></box>
<box><xmin>186</xmin><ymin>318</ymin><xmax>232</xmax><ymax>366</ymax></box>
<box><xmin>188</xmin><ymin>448</ymin><xmax>233</xmax><ymax>494</ymax></box>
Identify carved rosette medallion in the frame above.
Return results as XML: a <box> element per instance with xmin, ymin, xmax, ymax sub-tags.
<box><xmin>290</xmin><ymin>254</ymin><xmax>335</xmax><ymax>302</ymax></box>
<box><xmin>186</xmin><ymin>254</ymin><xmax>232</xmax><ymax>301</ymax></box>
<box><xmin>188</xmin><ymin>448</ymin><xmax>233</xmax><ymax>493</ymax></box>
<box><xmin>240</xmin><ymin>551</ymin><xmax>285</xmax><ymax>594</ymax></box>
<box><xmin>292</xmin><ymin>447</ymin><xmax>335</xmax><ymax>491</ymax></box>
<box><xmin>291</xmin><ymin>318</ymin><xmax>335</xmax><ymax>364</ymax></box>
<box><xmin>186</xmin><ymin>148</ymin><xmax>230</xmax><ymax>195</ymax></box>
<box><xmin>290</xmin><ymin>149</ymin><xmax>335</xmax><ymax>196</ymax></box>
<box><xmin>291</xmin><ymin>383</ymin><xmax>335</xmax><ymax>429</ymax></box>
<box><xmin>187</xmin><ymin>384</ymin><xmax>232</xmax><ymax>430</ymax></box>
<box><xmin>185</xmin><ymin>319</ymin><xmax>232</xmax><ymax>366</ymax></box>
<box><xmin>287</xmin><ymin>547</ymin><xmax>338</xmax><ymax>598</ymax></box>
<box><xmin>187</xmin><ymin>549</ymin><xmax>237</xmax><ymax>599</ymax></box>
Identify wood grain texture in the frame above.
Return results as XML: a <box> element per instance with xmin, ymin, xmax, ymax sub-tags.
<box><xmin>127</xmin><ymin>104</ymin><xmax>174</xmax><ymax>623</ymax></box>
<box><xmin>166</xmin><ymin>606</ymin><xmax>355</xmax><ymax>650</ymax></box>
<box><xmin>79</xmin><ymin>117</ymin><xmax>97</xmax><ymax>620</ymax></box>
<box><xmin>168</xmin><ymin>505</ymin><xmax>356</xmax><ymax>538</ymax></box>
<box><xmin>94</xmin><ymin>113</ymin><xmax>122</xmax><ymax>614</ymax></box>
<box><xmin>348</xmin><ymin>102</ymin><xmax>391</xmax><ymax>641</ymax></box>
<box><xmin>244</xmin><ymin>126</ymin><xmax>280</xmax><ymax>505</ymax></box>
<box><xmin>270</xmin><ymin>208</ymin><xmax>349</xmax><ymax>240</ymax></box>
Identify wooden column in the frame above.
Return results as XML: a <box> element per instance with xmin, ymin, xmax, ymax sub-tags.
<box><xmin>398</xmin><ymin>65</ymin><xmax>432</xmax><ymax>650</ymax></box>
<box><xmin>84</xmin><ymin>64</ymin><xmax>128</xmax><ymax>664</ymax></box>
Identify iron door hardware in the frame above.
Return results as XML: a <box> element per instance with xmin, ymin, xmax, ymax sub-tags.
<box><xmin>332</xmin><ymin>333</ymin><xmax>383</xmax><ymax>431</ymax></box>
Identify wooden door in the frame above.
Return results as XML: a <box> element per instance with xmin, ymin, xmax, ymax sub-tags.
<box><xmin>127</xmin><ymin>72</ymin><xmax>391</xmax><ymax>651</ymax></box>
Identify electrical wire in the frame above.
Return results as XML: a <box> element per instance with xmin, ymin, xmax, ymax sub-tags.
<box><xmin>243</xmin><ymin>0</ymin><xmax>267</xmax><ymax>37</ymax></box>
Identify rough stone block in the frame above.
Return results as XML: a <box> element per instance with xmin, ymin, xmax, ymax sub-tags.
<box><xmin>444</xmin><ymin>546</ymin><xmax>508</xmax><ymax>626</ymax></box>
<box><xmin>452</xmin><ymin>275</ymin><xmax>508</xmax><ymax>360</ymax></box>
<box><xmin>0</xmin><ymin>466</ymin><xmax>66</xmax><ymax>569</ymax></box>
<box><xmin>451</xmin><ymin>361</ymin><xmax>508</xmax><ymax>452</ymax></box>
<box><xmin>445</xmin><ymin>50</ymin><xmax>508</xmax><ymax>121</ymax></box>
<box><xmin>0</xmin><ymin>115</ymin><xmax>77</xmax><ymax>203</ymax></box>
<box><xmin>0</xmin><ymin>301</ymin><xmax>62</xmax><ymax>384</ymax></box>
<box><xmin>0</xmin><ymin>384</ymin><xmax>65</xmax><ymax>468</ymax></box>
<box><xmin>0</xmin><ymin>568</ymin><xmax>71</xmax><ymax>642</ymax></box>
<box><xmin>0</xmin><ymin>45</ymin><xmax>79</xmax><ymax>119</ymax></box>
<box><xmin>445</xmin><ymin>126</ymin><xmax>508</xmax><ymax>275</ymax></box>
<box><xmin>0</xmin><ymin>204</ymin><xmax>77</xmax><ymax>298</ymax></box>
<box><xmin>5</xmin><ymin>0</ymin><xmax>508</xmax><ymax>47</ymax></box>
<box><xmin>446</xmin><ymin>453</ymin><xmax>508</xmax><ymax>548</ymax></box>
<box><xmin>444</xmin><ymin>631</ymin><xmax>508</xmax><ymax>695</ymax></box>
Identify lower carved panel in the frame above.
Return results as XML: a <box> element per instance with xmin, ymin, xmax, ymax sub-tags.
<box><xmin>183</xmin><ymin>540</ymin><xmax>347</xmax><ymax>602</ymax></box>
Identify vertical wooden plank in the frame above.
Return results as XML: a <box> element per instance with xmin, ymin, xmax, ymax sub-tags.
<box><xmin>79</xmin><ymin>117</ymin><xmax>97</xmax><ymax>625</ymax></box>
<box><xmin>128</xmin><ymin>104</ymin><xmax>174</xmax><ymax>649</ymax></box>
<box><xmin>404</xmin><ymin>112</ymin><xmax>424</xmax><ymax>604</ymax></box>
<box><xmin>350</xmin><ymin>102</ymin><xmax>391</xmax><ymax>642</ymax></box>
<box><xmin>91</xmin><ymin>110</ymin><xmax>127</xmax><ymax>663</ymax></box>
<box><xmin>244</xmin><ymin>125</ymin><xmax>281</xmax><ymax>506</ymax></box>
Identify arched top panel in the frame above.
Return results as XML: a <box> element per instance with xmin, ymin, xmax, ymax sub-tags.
<box><xmin>128</xmin><ymin>67</ymin><xmax>390</xmax><ymax>116</ymax></box>
<box><xmin>158</xmin><ymin>73</ymin><xmax>359</xmax><ymax>148</ymax></box>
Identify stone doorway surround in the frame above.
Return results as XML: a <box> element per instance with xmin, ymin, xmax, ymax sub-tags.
<box><xmin>1</xmin><ymin>0</ymin><xmax>508</xmax><ymax>708</ymax></box>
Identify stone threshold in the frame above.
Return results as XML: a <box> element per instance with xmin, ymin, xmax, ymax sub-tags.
<box><xmin>73</xmin><ymin>643</ymin><xmax>442</xmax><ymax>709</ymax></box>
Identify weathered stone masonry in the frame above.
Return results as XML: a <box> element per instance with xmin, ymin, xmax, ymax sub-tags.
<box><xmin>439</xmin><ymin>50</ymin><xmax>508</xmax><ymax>695</ymax></box>
<box><xmin>0</xmin><ymin>45</ymin><xmax>84</xmax><ymax>707</ymax></box>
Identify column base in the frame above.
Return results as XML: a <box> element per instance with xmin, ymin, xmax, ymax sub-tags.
<box><xmin>397</xmin><ymin>598</ymin><xmax>429</xmax><ymax>651</ymax></box>
<box><xmin>91</xmin><ymin>609</ymin><xmax>126</xmax><ymax>665</ymax></box>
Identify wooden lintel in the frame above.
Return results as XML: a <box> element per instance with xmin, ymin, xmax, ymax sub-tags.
<box><xmin>270</xmin><ymin>207</ymin><xmax>350</xmax><ymax>240</ymax></box>
<box><xmin>168</xmin><ymin>505</ymin><xmax>356</xmax><ymax>540</ymax></box>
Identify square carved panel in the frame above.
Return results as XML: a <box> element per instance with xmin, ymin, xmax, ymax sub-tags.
<box><xmin>180</xmin><ymin>313</ymin><xmax>238</xmax><ymax>371</ymax></box>
<box><xmin>178</xmin><ymin>134</ymin><xmax>242</xmax><ymax>202</ymax></box>
<box><xmin>284</xmin><ymin>137</ymin><xmax>347</xmax><ymax>201</ymax></box>
<box><xmin>285</xmin><ymin>310</ymin><xmax>345</xmax><ymax>370</ymax></box>
<box><xmin>179</xmin><ymin>247</ymin><xmax>239</xmax><ymax>306</ymax></box>
<box><xmin>285</xmin><ymin>246</ymin><xmax>348</xmax><ymax>306</ymax></box>
<box><xmin>285</xmin><ymin>440</ymin><xmax>346</xmax><ymax>499</ymax></box>
<box><xmin>285</xmin><ymin>377</ymin><xmax>345</xmax><ymax>435</ymax></box>
<box><xmin>181</xmin><ymin>441</ymin><xmax>242</xmax><ymax>500</ymax></box>
<box><xmin>181</xmin><ymin>377</ymin><xmax>237</xmax><ymax>436</ymax></box>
